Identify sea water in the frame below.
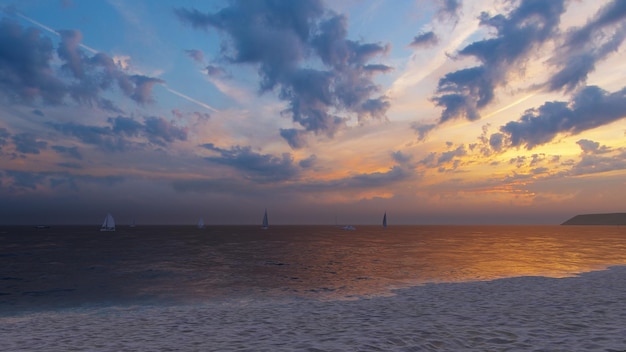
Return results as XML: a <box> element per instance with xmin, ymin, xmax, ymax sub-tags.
<box><xmin>2</xmin><ymin>225</ymin><xmax>626</xmax><ymax>351</ymax></box>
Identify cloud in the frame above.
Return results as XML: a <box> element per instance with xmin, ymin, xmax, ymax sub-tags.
<box><xmin>206</xmin><ymin>65</ymin><xmax>227</xmax><ymax>77</ymax></box>
<box><xmin>391</xmin><ymin>150</ymin><xmax>412</xmax><ymax>164</ymax></box>
<box><xmin>576</xmin><ymin>139</ymin><xmax>611</xmax><ymax>154</ymax></box>
<box><xmin>298</xmin><ymin>154</ymin><xmax>317</xmax><ymax>168</ymax></box>
<box><xmin>547</xmin><ymin>0</ymin><xmax>626</xmax><ymax>92</ymax></box>
<box><xmin>568</xmin><ymin>139</ymin><xmax>626</xmax><ymax>176</ymax></box>
<box><xmin>57</xmin><ymin>29</ymin><xmax>85</xmax><ymax>78</ymax></box>
<box><xmin>0</xmin><ymin>18</ymin><xmax>66</xmax><ymax>104</ymax></box>
<box><xmin>432</xmin><ymin>0</ymin><xmax>566</xmax><ymax>123</ymax></box>
<box><xmin>185</xmin><ymin>49</ymin><xmax>204</xmax><ymax>63</ymax></box>
<box><xmin>12</xmin><ymin>133</ymin><xmax>47</xmax><ymax>154</ymax></box>
<box><xmin>143</xmin><ymin>116</ymin><xmax>188</xmax><ymax>145</ymax></box>
<box><xmin>176</xmin><ymin>0</ymin><xmax>391</xmax><ymax>146</ymax></box>
<box><xmin>340</xmin><ymin>166</ymin><xmax>409</xmax><ymax>188</ymax></box>
<box><xmin>409</xmin><ymin>31</ymin><xmax>438</xmax><ymax>48</ymax></box>
<box><xmin>0</xmin><ymin>19</ymin><xmax>163</xmax><ymax>107</ymax></box>
<box><xmin>128</xmin><ymin>75</ymin><xmax>165</xmax><ymax>104</ymax></box>
<box><xmin>51</xmin><ymin>145</ymin><xmax>82</xmax><ymax>160</ymax></box>
<box><xmin>49</xmin><ymin>115</ymin><xmax>187</xmax><ymax>152</ymax></box>
<box><xmin>3</xmin><ymin>169</ymin><xmax>125</xmax><ymax>192</ymax></box>
<box><xmin>0</xmin><ymin>127</ymin><xmax>9</xmax><ymax>149</ymax></box>
<box><xmin>109</xmin><ymin>115</ymin><xmax>187</xmax><ymax>146</ymax></box>
<box><xmin>499</xmin><ymin>85</ymin><xmax>626</xmax><ymax>149</ymax></box>
<box><xmin>280</xmin><ymin>128</ymin><xmax>308</xmax><ymax>149</ymax></box>
<box><xmin>201</xmin><ymin>143</ymin><xmax>300</xmax><ymax>182</ymax></box>
<box><xmin>489</xmin><ymin>132</ymin><xmax>504</xmax><ymax>152</ymax></box>
<box><xmin>438</xmin><ymin>145</ymin><xmax>466</xmax><ymax>164</ymax></box>
<box><xmin>411</xmin><ymin>122</ymin><xmax>436</xmax><ymax>141</ymax></box>
<box><xmin>5</xmin><ymin>170</ymin><xmax>46</xmax><ymax>189</ymax></box>
<box><xmin>32</xmin><ymin>109</ymin><xmax>45</xmax><ymax>116</ymax></box>
<box><xmin>437</xmin><ymin>0</ymin><xmax>462</xmax><ymax>20</ymax></box>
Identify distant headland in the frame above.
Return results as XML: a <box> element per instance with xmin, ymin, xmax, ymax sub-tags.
<box><xmin>561</xmin><ymin>213</ymin><xmax>626</xmax><ymax>225</ymax></box>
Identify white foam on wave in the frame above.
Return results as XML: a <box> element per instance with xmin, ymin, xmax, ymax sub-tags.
<box><xmin>2</xmin><ymin>267</ymin><xmax>626</xmax><ymax>351</ymax></box>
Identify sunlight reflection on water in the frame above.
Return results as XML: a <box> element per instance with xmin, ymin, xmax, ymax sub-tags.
<box><xmin>2</xmin><ymin>224</ymin><xmax>626</xmax><ymax>311</ymax></box>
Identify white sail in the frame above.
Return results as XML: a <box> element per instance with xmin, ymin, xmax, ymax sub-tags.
<box><xmin>383</xmin><ymin>212</ymin><xmax>387</xmax><ymax>228</ymax></box>
<box><xmin>262</xmin><ymin>209</ymin><xmax>269</xmax><ymax>229</ymax></box>
<box><xmin>100</xmin><ymin>213</ymin><xmax>116</xmax><ymax>232</ymax></box>
<box><xmin>197</xmin><ymin>218</ymin><xmax>204</xmax><ymax>229</ymax></box>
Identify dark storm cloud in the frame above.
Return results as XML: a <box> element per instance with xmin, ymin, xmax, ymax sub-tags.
<box><xmin>201</xmin><ymin>143</ymin><xmax>299</xmax><ymax>182</ymax></box>
<box><xmin>0</xmin><ymin>18</ymin><xmax>66</xmax><ymax>104</ymax></box>
<box><xmin>0</xmin><ymin>19</ymin><xmax>163</xmax><ymax>107</ymax></box>
<box><xmin>547</xmin><ymin>0</ymin><xmax>626</xmax><ymax>92</ymax></box>
<box><xmin>51</xmin><ymin>145</ymin><xmax>82</xmax><ymax>159</ymax></box>
<box><xmin>176</xmin><ymin>0</ymin><xmax>391</xmax><ymax>146</ymax></box>
<box><xmin>49</xmin><ymin>115</ymin><xmax>186</xmax><ymax>151</ymax></box>
<box><xmin>499</xmin><ymin>85</ymin><xmax>626</xmax><ymax>149</ymax></box>
<box><xmin>409</xmin><ymin>31</ymin><xmax>438</xmax><ymax>48</ymax></box>
<box><xmin>433</xmin><ymin>0</ymin><xmax>565</xmax><ymax>123</ymax></box>
<box><xmin>12</xmin><ymin>133</ymin><xmax>47</xmax><ymax>154</ymax></box>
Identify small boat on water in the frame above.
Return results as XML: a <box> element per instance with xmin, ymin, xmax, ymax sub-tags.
<box><xmin>197</xmin><ymin>218</ymin><xmax>204</xmax><ymax>229</ymax></box>
<box><xmin>100</xmin><ymin>213</ymin><xmax>116</xmax><ymax>232</ymax></box>
<box><xmin>262</xmin><ymin>209</ymin><xmax>269</xmax><ymax>230</ymax></box>
<box><xmin>342</xmin><ymin>225</ymin><xmax>356</xmax><ymax>231</ymax></box>
<box><xmin>383</xmin><ymin>211</ymin><xmax>387</xmax><ymax>228</ymax></box>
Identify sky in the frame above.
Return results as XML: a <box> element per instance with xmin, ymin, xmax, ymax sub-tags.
<box><xmin>0</xmin><ymin>0</ymin><xmax>625</xmax><ymax>225</ymax></box>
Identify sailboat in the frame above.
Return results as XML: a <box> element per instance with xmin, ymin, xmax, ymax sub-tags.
<box><xmin>261</xmin><ymin>209</ymin><xmax>269</xmax><ymax>230</ymax></box>
<box><xmin>100</xmin><ymin>213</ymin><xmax>116</xmax><ymax>232</ymax></box>
<box><xmin>197</xmin><ymin>218</ymin><xmax>205</xmax><ymax>229</ymax></box>
<box><xmin>383</xmin><ymin>211</ymin><xmax>387</xmax><ymax>228</ymax></box>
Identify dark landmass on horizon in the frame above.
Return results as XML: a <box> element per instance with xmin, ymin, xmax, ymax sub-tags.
<box><xmin>561</xmin><ymin>213</ymin><xmax>626</xmax><ymax>225</ymax></box>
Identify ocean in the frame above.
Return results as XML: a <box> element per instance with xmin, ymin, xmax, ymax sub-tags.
<box><xmin>2</xmin><ymin>225</ymin><xmax>626</xmax><ymax>351</ymax></box>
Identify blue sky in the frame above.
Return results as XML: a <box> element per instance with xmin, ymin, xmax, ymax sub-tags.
<box><xmin>0</xmin><ymin>0</ymin><xmax>625</xmax><ymax>225</ymax></box>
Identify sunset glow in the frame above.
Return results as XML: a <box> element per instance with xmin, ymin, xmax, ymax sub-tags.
<box><xmin>0</xmin><ymin>0</ymin><xmax>625</xmax><ymax>225</ymax></box>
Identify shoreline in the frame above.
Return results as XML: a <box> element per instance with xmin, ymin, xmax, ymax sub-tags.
<box><xmin>2</xmin><ymin>266</ymin><xmax>626</xmax><ymax>350</ymax></box>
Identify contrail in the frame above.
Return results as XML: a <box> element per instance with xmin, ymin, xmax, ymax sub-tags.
<box><xmin>13</xmin><ymin>11</ymin><xmax>219</xmax><ymax>113</ymax></box>
<box><xmin>482</xmin><ymin>93</ymin><xmax>537</xmax><ymax>120</ymax></box>
<box><xmin>165</xmin><ymin>87</ymin><xmax>219</xmax><ymax>113</ymax></box>
<box><xmin>15</xmin><ymin>12</ymin><xmax>98</xmax><ymax>54</ymax></box>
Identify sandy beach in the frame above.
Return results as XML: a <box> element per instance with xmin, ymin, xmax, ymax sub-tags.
<box><xmin>3</xmin><ymin>266</ymin><xmax>626</xmax><ymax>351</ymax></box>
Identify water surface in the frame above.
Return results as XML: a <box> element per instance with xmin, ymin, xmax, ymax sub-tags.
<box><xmin>2</xmin><ymin>225</ymin><xmax>626</xmax><ymax>313</ymax></box>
